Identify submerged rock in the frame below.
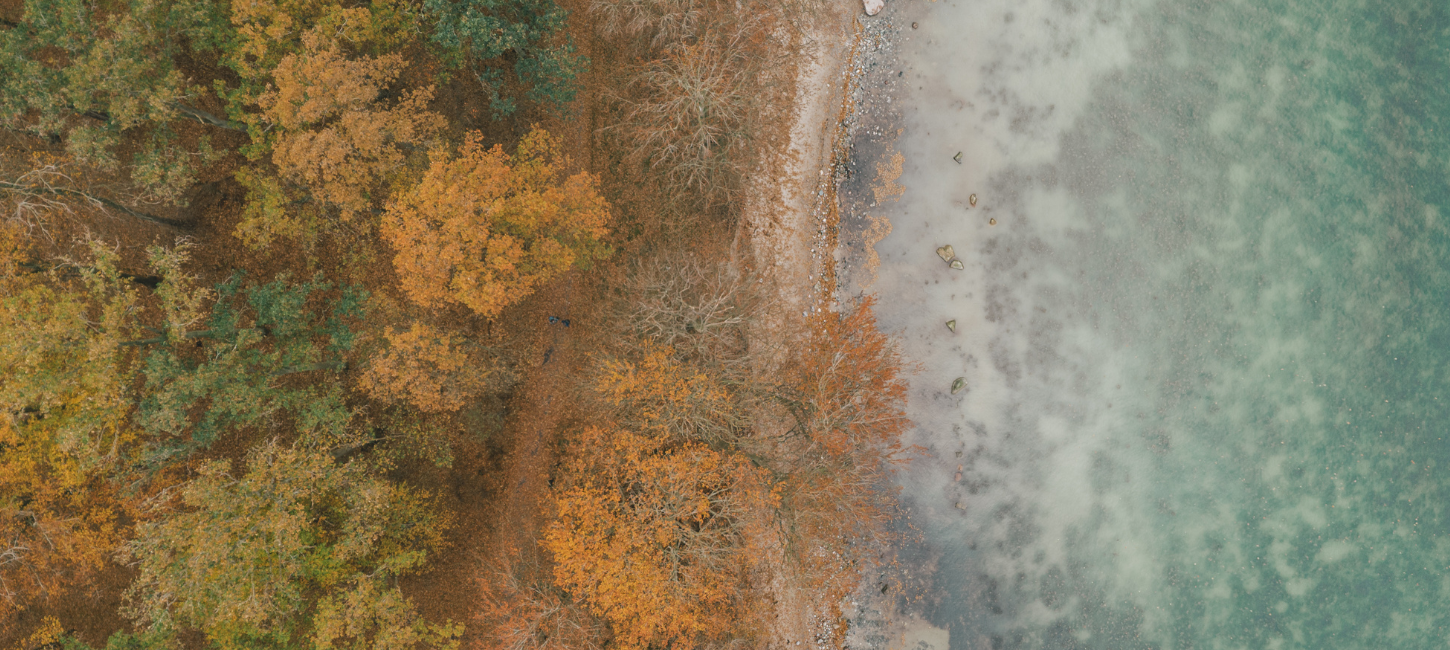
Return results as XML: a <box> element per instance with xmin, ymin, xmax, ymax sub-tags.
<box><xmin>951</xmin><ymin>377</ymin><xmax>967</xmax><ymax>394</ymax></box>
<box><xmin>946</xmin><ymin>319</ymin><xmax>956</xmax><ymax>332</ymax></box>
<box><xmin>936</xmin><ymin>245</ymin><xmax>955</xmax><ymax>262</ymax></box>
<box><xmin>969</xmin><ymin>193</ymin><xmax>977</xmax><ymax>207</ymax></box>
<box><xmin>950</xmin><ymin>259</ymin><xmax>964</xmax><ymax>270</ymax></box>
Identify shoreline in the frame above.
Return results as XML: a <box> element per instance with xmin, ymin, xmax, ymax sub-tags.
<box><xmin>740</xmin><ymin>2</ymin><xmax>947</xmax><ymax>646</ymax></box>
<box><xmin>740</xmin><ymin>3</ymin><xmax>859</xmax><ymax>642</ymax></box>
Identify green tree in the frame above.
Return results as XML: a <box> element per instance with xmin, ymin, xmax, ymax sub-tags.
<box><xmin>0</xmin><ymin>0</ymin><xmax>237</xmax><ymax>204</ymax></box>
<box><xmin>134</xmin><ymin>272</ymin><xmax>367</xmax><ymax>463</ymax></box>
<box><xmin>121</xmin><ymin>441</ymin><xmax>461</xmax><ymax>650</ymax></box>
<box><xmin>424</xmin><ymin>0</ymin><xmax>587</xmax><ymax>116</ymax></box>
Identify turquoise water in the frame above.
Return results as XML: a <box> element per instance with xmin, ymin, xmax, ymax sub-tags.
<box><xmin>862</xmin><ymin>0</ymin><xmax>1450</xmax><ymax>647</ymax></box>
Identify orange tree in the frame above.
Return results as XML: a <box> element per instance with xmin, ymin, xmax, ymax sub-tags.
<box><xmin>769</xmin><ymin>297</ymin><xmax>909</xmax><ymax>605</ymax></box>
<box><xmin>233</xmin><ymin>28</ymin><xmax>446</xmax><ymax>247</ymax></box>
<box><xmin>359</xmin><ymin>323</ymin><xmax>515</xmax><ymax>414</ymax></box>
<box><xmin>544</xmin><ymin>340</ymin><xmax>772</xmax><ymax>649</ymax></box>
<box><xmin>381</xmin><ymin>127</ymin><xmax>611</xmax><ymax>319</ymax></box>
<box><xmin>545</xmin><ymin>257</ymin><xmax>910</xmax><ymax>644</ymax></box>
<box><xmin>545</xmin><ymin>423</ymin><xmax>769</xmax><ymax>650</ymax></box>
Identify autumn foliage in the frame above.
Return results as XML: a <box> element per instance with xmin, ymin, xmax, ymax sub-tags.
<box><xmin>361</xmin><ymin>323</ymin><xmax>515</xmax><ymax>413</ymax></box>
<box><xmin>260</xmin><ymin>32</ymin><xmax>445</xmax><ymax>218</ymax></box>
<box><xmin>547</xmin><ymin>424</ymin><xmax>769</xmax><ymax>649</ymax></box>
<box><xmin>541</xmin><ymin>257</ymin><xmax>908</xmax><ymax>648</ymax></box>
<box><xmin>382</xmin><ymin>128</ymin><xmax>611</xmax><ymax>318</ymax></box>
<box><xmin>122</xmin><ymin>442</ymin><xmax>460</xmax><ymax>650</ymax></box>
<box><xmin>0</xmin><ymin>0</ymin><xmax>908</xmax><ymax>646</ymax></box>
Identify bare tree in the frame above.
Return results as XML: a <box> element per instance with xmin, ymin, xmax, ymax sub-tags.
<box><xmin>607</xmin><ymin>18</ymin><xmax>786</xmax><ymax>207</ymax></box>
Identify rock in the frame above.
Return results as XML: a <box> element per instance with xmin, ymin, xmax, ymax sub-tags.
<box><xmin>989</xmin><ymin>218</ymin><xmax>997</xmax><ymax>226</ymax></box>
<box><xmin>968</xmin><ymin>193</ymin><xmax>977</xmax><ymax>207</ymax></box>
<box><xmin>950</xmin><ymin>259</ymin><xmax>964</xmax><ymax>270</ymax></box>
<box><xmin>912</xmin><ymin>21</ymin><xmax>919</xmax><ymax>29</ymax></box>
<box><xmin>954</xmin><ymin>152</ymin><xmax>963</xmax><ymax>164</ymax></box>
<box><xmin>936</xmin><ymin>245</ymin><xmax>955</xmax><ymax>262</ymax></box>
<box><xmin>951</xmin><ymin>377</ymin><xmax>967</xmax><ymax>394</ymax></box>
<box><xmin>955</xmin><ymin>501</ymin><xmax>966</xmax><ymax>510</ymax></box>
<box><xmin>863</xmin><ymin>0</ymin><xmax>884</xmax><ymax>16</ymax></box>
<box><xmin>946</xmin><ymin>319</ymin><xmax>956</xmax><ymax>332</ymax></box>
<box><xmin>954</xmin><ymin>472</ymin><xmax>962</xmax><ymax>481</ymax></box>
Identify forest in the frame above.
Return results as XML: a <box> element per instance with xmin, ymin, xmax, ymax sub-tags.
<box><xmin>0</xmin><ymin>0</ymin><xmax>910</xmax><ymax>648</ymax></box>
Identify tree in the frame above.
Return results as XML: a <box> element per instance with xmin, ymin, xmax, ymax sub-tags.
<box><xmin>589</xmin><ymin>0</ymin><xmax>703</xmax><ymax>47</ymax></box>
<box><xmin>134</xmin><ymin>271</ymin><xmax>368</xmax><ymax>464</ymax></box>
<box><xmin>424</xmin><ymin>0</ymin><xmax>587</xmax><ymax>116</ymax></box>
<box><xmin>0</xmin><ymin>0</ymin><xmax>235</xmax><ymax>204</ymax></box>
<box><xmin>359</xmin><ymin>323</ymin><xmax>516</xmax><ymax>414</ymax></box>
<box><xmin>0</xmin><ymin>240</ymin><xmax>197</xmax><ymax>613</ymax></box>
<box><xmin>545</xmin><ymin>424</ymin><xmax>769</xmax><ymax>650</ymax></box>
<box><xmin>769</xmin><ymin>297</ymin><xmax>908</xmax><ymax>605</ymax></box>
<box><xmin>1</xmin><ymin>152</ymin><xmax>190</xmax><ymax>232</ymax></box>
<box><xmin>381</xmin><ymin>127</ymin><xmax>611</xmax><ymax>318</ymax></box>
<box><xmin>230</xmin><ymin>29</ymin><xmax>446</xmax><ymax>247</ymax></box>
<box><xmin>609</xmin><ymin>19</ymin><xmax>783</xmax><ymax>206</ymax></box>
<box><xmin>596</xmin><ymin>342</ymin><xmax>740</xmax><ymax>446</ymax></box>
<box><xmin>121</xmin><ymin>441</ymin><xmax>461</xmax><ymax>650</ymax></box>
<box><xmin>222</xmin><ymin>0</ymin><xmax>419</xmax><ymax>102</ymax></box>
<box><xmin>560</xmin><ymin>260</ymin><xmax>909</xmax><ymax>643</ymax></box>
<box><xmin>474</xmin><ymin>543</ymin><xmax>604</xmax><ymax>650</ymax></box>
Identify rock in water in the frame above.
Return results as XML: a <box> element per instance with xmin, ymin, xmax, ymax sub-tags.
<box><xmin>946</xmin><ymin>319</ymin><xmax>956</xmax><ymax>332</ymax></box>
<box><xmin>950</xmin><ymin>259</ymin><xmax>964</xmax><ymax>270</ymax></box>
<box><xmin>954</xmin><ymin>152</ymin><xmax>963</xmax><ymax>164</ymax></box>
<box><xmin>969</xmin><ymin>193</ymin><xmax>978</xmax><ymax>207</ymax></box>
<box><xmin>951</xmin><ymin>377</ymin><xmax>967</xmax><ymax>394</ymax></box>
<box><xmin>863</xmin><ymin>0</ymin><xmax>883</xmax><ymax>15</ymax></box>
<box><xmin>936</xmin><ymin>245</ymin><xmax>955</xmax><ymax>262</ymax></box>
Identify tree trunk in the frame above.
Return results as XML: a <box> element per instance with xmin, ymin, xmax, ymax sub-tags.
<box><xmin>171</xmin><ymin>103</ymin><xmax>246</xmax><ymax>132</ymax></box>
<box><xmin>0</xmin><ymin>181</ymin><xmax>190</xmax><ymax>229</ymax></box>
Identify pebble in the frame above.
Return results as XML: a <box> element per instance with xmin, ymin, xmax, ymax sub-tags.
<box><xmin>968</xmin><ymin>193</ymin><xmax>977</xmax><ymax>207</ymax></box>
<box><xmin>945</xmin><ymin>319</ymin><xmax>956</xmax><ymax>332</ymax></box>
<box><xmin>989</xmin><ymin>218</ymin><xmax>997</xmax><ymax>226</ymax></box>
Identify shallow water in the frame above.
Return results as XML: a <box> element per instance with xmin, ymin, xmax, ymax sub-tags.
<box><xmin>857</xmin><ymin>0</ymin><xmax>1450</xmax><ymax>647</ymax></box>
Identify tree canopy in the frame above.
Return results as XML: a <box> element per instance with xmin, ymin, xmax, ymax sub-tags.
<box><xmin>424</xmin><ymin>0</ymin><xmax>586</xmax><ymax>116</ymax></box>
<box><xmin>122</xmin><ymin>441</ymin><xmax>460</xmax><ymax>650</ymax></box>
<box><xmin>0</xmin><ymin>0</ymin><xmax>233</xmax><ymax>204</ymax></box>
<box><xmin>381</xmin><ymin>127</ymin><xmax>611</xmax><ymax>319</ymax></box>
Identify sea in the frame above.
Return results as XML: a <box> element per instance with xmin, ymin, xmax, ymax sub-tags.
<box><xmin>841</xmin><ymin>0</ymin><xmax>1450</xmax><ymax>648</ymax></box>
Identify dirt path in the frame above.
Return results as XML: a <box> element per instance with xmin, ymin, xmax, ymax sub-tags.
<box><xmin>403</xmin><ymin>278</ymin><xmax>589</xmax><ymax>647</ymax></box>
